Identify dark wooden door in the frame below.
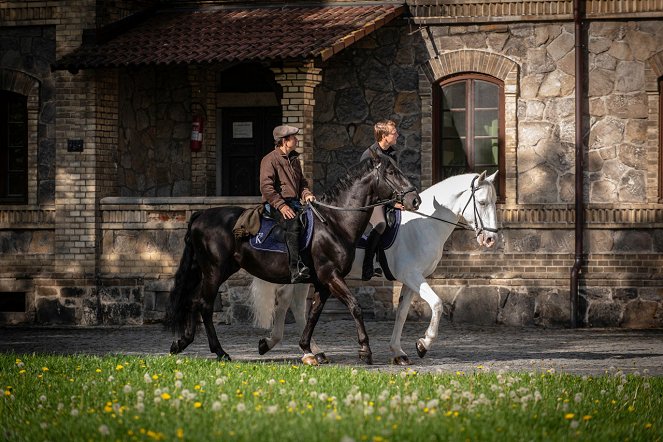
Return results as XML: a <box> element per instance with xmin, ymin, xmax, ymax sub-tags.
<box><xmin>220</xmin><ymin>107</ymin><xmax>280</xmax><ymax>196</ymax></box>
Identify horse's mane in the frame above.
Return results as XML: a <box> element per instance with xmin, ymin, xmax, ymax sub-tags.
<box><xmin>319</xmin><ymin>157</ymin><xmax>377</xmax><ymax>203</ymax></box>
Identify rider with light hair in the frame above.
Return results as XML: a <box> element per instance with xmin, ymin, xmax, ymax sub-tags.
<box><xmin>360</xmin><ymin>119</ymin><xmax>403</xmax><ymax>280</ymax></box>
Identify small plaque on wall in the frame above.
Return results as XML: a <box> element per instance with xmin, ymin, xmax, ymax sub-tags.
<box><xmin>67</xmin><ymin>139</ymin><xmax>84</xmax><ymax>152</ymax></box>
<box><xmin>232</xmin><ymin>122</ymin><xmax>253</xmax><ymax>139</ymax></box>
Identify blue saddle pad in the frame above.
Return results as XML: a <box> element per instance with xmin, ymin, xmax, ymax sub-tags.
<box><xmin>357</xmin><ymin>209</ymin><xmax>401</xmax><ymax>250</ymax></box>
<box><xmin>249</xmin><ymin>207</ymin><xmax>314</xmax><ymax>253</ymax></box>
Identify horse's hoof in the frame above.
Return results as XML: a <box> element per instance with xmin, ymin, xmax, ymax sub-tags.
<box><xmin>170</xmin><ymin>341</ymin><xmax>181</xmax><ymax>355</ymax></box>
<box><xmin>216</xmin><ymin>352</ymin><xmax>232</xmax><ymax>362</ymax></box>
<box><xmin>392</xmin><ymin>355</ymin><xmax>412</xmax><ymax>366</ymax></box>
<box><xmin>258</xmin><ymin>338</ymin><xmax>270</xmax><ymax>355</ymax></box>
<box><xmin>315</xmin><ymin>353</ymin><xmax>330</xmax><ymax>365</ymax></box>
<box><xmin>359</xmin><ymin>350</ymin><xmax>373</xmax><ymax>365</ymax></box>
<box><xmin>301</xmin><ymin>354</ymin><xmax>319</xmax><ymax>366</ymax></box>
<box><xmin>416</xmin><ymin>339</ymin><xmax>428</xmax><ymax>358</ymax></box>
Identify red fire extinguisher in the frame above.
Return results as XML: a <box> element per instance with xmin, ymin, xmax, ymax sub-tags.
<box><xmin>190</xmin><ymin>116</ymin><xmax>204</xmax><ymax>152</ymax></box>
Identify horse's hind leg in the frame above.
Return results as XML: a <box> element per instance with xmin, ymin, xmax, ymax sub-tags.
<box><xmin>389</xmin><ymin>286</ymin><xmax>415</xmax><ymax>365</ymax></box>
<box><xmin>200</xmin><ymin>274</ymin><xmax>231</xmax><ymax>361</ymax></box>
<box><xmin>258</xmin><ymin>284</ymin><xmax>293</xmax><ymax>355</ymax></box>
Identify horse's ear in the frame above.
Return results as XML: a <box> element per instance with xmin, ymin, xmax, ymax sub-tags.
<box><xmin>477</xmin><ymin>170</ymin><xmax>487</xmax><ymax>182</ymax></box>
<box><xmin>486</xmin><ymin>170</ymin><xmax>498</xmax><ymax>183</ymax></box>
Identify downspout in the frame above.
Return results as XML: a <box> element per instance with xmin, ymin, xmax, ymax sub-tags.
<box><xmin>570</xmin><ymin>0</ymin><xmax>586</xmax><ymax>327</ymax></box>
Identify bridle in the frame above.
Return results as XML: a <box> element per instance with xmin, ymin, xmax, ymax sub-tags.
<box><xmin>411</xmin><ymin>174</ymin><xmax>498</xmax><ymax>237</ymax></box>
<box><xmin>460</xmin><ymin>175</ymin><xmax>498</xmax><ymax>238</ymax></box>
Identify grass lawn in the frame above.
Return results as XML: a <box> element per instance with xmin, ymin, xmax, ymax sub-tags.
<box><xmin>1</xmin><ymin>353</ymin><xmax>662</xmax><ymax>441</ymax></box>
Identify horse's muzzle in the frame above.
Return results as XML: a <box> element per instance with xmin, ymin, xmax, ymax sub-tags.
<box><xmin>402</xmin><ymin>190</ymin><xmax>421</xmax><ymax>211</ymax></box>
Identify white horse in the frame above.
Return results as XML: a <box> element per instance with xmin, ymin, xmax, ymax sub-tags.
<box><xmin>249</xmin><ymin>171</ymin><xmax>498</xmax><ymax>365</ymax></box>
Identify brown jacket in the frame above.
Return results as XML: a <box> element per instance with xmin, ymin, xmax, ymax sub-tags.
<box><xmin>259</xmin><ymin>147</ymin><xmax>313</xmax><ymax>210</ymax></box>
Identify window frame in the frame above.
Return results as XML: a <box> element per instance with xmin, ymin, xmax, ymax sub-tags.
<box><xmin>433</xmin><ymin>73</ymin><xmax>506</xmax><ymax>201</ymax></box>
<box><xmin>0</xmin><ymin>90</ymin><xmax>28</xmax><ymax>205</ymax></box>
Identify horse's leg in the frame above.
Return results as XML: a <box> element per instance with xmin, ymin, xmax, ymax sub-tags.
<box><xmin>389</xmin><ymin>285</ymin><xmax>415</xmax><ymax>366</ymax></box>
<box><xmin>198</xmin><ymin>272</ymin><xmax>232</xmax><ymax>361</ymax></box>
<box><xmin>299</xmin><ymin>287</ymin><xmax>330</xmax><ymax>366</ymax></box>
<box><xmin>290</xmin><ymin>284</ymin><xmax>328</xmax><ymax>364</ymax></box>
<box><xmin>258</xmin><ymin>284</ymin><xmax>292</xmax><ymax>355</ymax></box>
<box><xmin>410</xmin><ymin>279</ymin><xmax>443</xmax><ymax>358</ymax></box>
<box><xmin>327</xmin><ymin>274</ymin><xmax>373</xmax><ymax>365</ymax></box>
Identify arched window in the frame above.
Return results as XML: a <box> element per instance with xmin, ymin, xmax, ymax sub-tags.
<box><xmin>433</xmin><ymin>73</ymin><xmax>505</xmax><ymax>199</ymax></box>
<box><xmin>0</xmin><ymin>90</ymin><xmax>28</xmax><ymax>204</ymax></box>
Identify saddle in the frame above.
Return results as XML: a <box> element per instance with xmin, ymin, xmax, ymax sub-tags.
<box><xmin>249</xmin><ymin>206</ymin><xmax>314</xmax><ymax>254</ymax></box>
<box><xmin>356</xmin><ymin>208</ymin><xmax>401</xmax><ymax>250</ymax></box>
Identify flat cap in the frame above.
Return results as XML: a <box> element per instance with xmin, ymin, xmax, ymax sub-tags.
<box><xmin>273</xmin><ymin>125</ymin><xmax>300</xmax><ymax>141</ymax></box>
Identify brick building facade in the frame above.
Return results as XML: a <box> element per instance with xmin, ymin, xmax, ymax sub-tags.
<box><xmin>1</xmin><ymin>0</ymin><xmax>662</xmax><ymax>328</ymax></box>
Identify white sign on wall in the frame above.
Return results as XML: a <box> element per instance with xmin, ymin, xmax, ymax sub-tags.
<box><xmin>232</xmin><ymin>122</ymin><xmax>253</xmax><ymax>139</ymax></box>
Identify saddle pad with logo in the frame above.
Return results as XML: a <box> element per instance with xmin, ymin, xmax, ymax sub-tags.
<box><xmin>249</xmin><ymin>207</ymin><xmax>314</xmax><ymax>253</ymax></box>
<box><xmin>357</xmin><ymin>209</ymin><xmax>401</xmax><ymax>250</ymax></box>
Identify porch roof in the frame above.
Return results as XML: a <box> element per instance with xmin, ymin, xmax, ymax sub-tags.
<box><xmin>52</xmin><ymin>3</ymin><xmax>405</xmax><ymax>72</ymax></box>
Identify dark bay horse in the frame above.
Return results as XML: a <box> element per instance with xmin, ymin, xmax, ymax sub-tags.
<box><xmin>166</xmin><ymin>151</ymin><xmax>420</xmax><ymax>364</ymax></box>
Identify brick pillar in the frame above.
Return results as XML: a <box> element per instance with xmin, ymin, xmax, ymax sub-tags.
<box><xmin>271</xmin><ymin>60</ymin><xmax>322</xmax><ymax>180</ymax></box>
<box><xmin>189</xmin><ymin>65</ymin><xmax>217</xmax><ymax>196</ymax></box>
<box><xmin>41</xmin><ymin>0</ymin><xmax>100</xmax><ymax>324</ymax></box>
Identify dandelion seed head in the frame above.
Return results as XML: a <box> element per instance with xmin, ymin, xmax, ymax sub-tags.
<box><xmin>98</xmin><ymin>424</ymin><xmax>110</xmax><ymax>436</ymax></box>
<box><xmin>70</xmin><ymin>409</ymin><xmax>79</xmax><ymax>416</ymax></box>
<box><xmin>123</xmin><ymin>385</ymin><xmax>132</xmax><ymax>394</ymax></box>
<box><xmin>237</xmin><ymin>402</ymin><xmax>246</xmax><ymax>412</ymax></box>
<box><xmin>212</xmin><ymin>401</ymin><xmax>222</xmax><ymax>412</ymax></box>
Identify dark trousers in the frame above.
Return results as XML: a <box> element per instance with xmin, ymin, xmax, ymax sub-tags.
<box><xmin>265</xmin><ymin>200</ymin><xmax>305</xmax><ymax>276</ymax></box>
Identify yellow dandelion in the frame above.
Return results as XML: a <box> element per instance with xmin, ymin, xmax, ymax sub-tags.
<box><xmin>564</xmin><ymin>413</ymin><xmax>575</xmax><ymax>420</ymax></box>
<box><xmin>96</xmin><ymin>369</ymin><xmax>102</xmax><ymax>373</ymax></box>
<box><xmin>104</xmin><ymin>405</ymin><xmax>113</xmax><ymax>413</ymax></box>
<box><xmin>42</xmin><ymin>367</ymin><xmax>48</xmax><ymax>372</ymax></box>
<box><xmin>15</xmin><ymin>358</ymin><xmax>22</xmax><ymax>364</ymax></box>
<box><xmin>445</xmin><ymin>411</ymin><xmax>453</xmax><ymax>417</ymax></box>
<box><xmin>628</xmin><ymin>405</ymin><xmax>635</xmax><ymax>412</ymax></box>
<box><xmin>583</xmin><ymin>415</ymin><xmax>592</xmax><ymax>421</ymax></box>
<box><xmin>152</xmin><ymin>374</ymin><xmax>159</xmax><ymax>380</ymax></box>
<box><xmin>161</xmin><ymin>393</ymin><xmax>171</xmax><ymax>400</ymax></box>
<box><xmin>423</xmin><ymin>407</ymin><xmax>429</xmax><ymax>413</ymax></box>
<box><xmin>194</xmin><ymin>402</ymin><xmax>202</xmax><ymax>408</ymax></box>
<box><xmin>116</xmin><ymin>364</ymin><xmax>124</xmax><ymax>371</ymax></box>
<box><xmin>194</xmin><ymin>385</ymin><xmax>201</xmax><ymax>390</ymax></box>
<box><xmin>176</xmin><ymin>428</ymin><xmax>184</xmax><ymax>439</ymax></box>
<box><xmin>392</xmin><ymin>424</ymin><xmax>398</xmax><ymax>430</ymax></box>
<box><xmin>453</xmin><ymin>411</ymin><xmax>459</xmax><ymax>417</ymax></box>
<box><xmin>279</xmin><ymin>379</ymin><xmax>286</xmax><ymax>384</ymax></box>
<box><xmin>373</xmin><ymin>436</ymin><xmax>384</xmax><ymax>442</ymax></box>
<box><xmin>4</xmin><ymin>390</ymin><xmax>11</xmax><ymax>396</ymax></box>
<box><xmin>19</xmin><ymin>370</ymin><xmax>25</xmax><ymax>375</ymax></box>
<box><xmin>476</xmin><ymin>365</ymin><xmax>484</xmax><ymax>369</ymax></box>
<box><xmin>645</xmin><ymin>423</ymin><xmax>652</xmax><ymax>429</ymax></box>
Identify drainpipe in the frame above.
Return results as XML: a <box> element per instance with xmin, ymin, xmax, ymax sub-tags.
<box><xmin>570</xmin><ymin>0</ymin><xmax>586</xmax><ymax>327</ymax></box>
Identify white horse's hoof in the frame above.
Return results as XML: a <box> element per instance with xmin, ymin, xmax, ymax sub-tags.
<box><xmin>301</xmin><ymin>354</ymin><xmax>319</xmax><ymax>366</ymax></box>
<box><xmin>392</xmin><ymin>355</ymin><xmax>412</xmax><ymax>366</ymax></box>
<box><xmin>416</xmin><ymin>339</ymin><xmax>428</xmax><ymax>358</ymax></box>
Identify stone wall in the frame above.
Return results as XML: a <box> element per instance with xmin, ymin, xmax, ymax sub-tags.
<box><xmin>118</xmin><ymin>66</ymin><xmax>192</xmax><ymax>197</ymax></box>
<box><xmin>313</xmin><ymin>22</ymin><xmax>425</xmax><ymax>192</ymax></box>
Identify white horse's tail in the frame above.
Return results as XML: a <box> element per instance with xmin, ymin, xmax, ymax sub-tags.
<box><xmin>248</xmin><ymin>278</ymin><xmax>280</xmax><ymax>329</ymax></box>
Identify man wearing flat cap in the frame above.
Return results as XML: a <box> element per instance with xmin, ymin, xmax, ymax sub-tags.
<box><xmin>259</xmin><ymin>125</ymin><xmax>315</xmax><ymax>283</ymax></box>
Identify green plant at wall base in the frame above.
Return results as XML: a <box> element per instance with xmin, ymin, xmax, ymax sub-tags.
<box><xmin>1</xmin><ymin>354</ymin><xmax>662</xmax><ymax>441</ymax></box>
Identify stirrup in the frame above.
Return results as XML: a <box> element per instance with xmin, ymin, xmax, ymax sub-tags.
<box><xmin>291</xmin><ymin>262</ymin><xmax>310</xmax><ymax>283</ymax></box>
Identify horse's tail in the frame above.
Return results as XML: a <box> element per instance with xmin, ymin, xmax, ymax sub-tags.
<box><xmin>248</xmin><ymin>278</ymin><xmax>280</xmax><ymax>329</ymax></box>
<box><xmin>165</xmin><ymin>211</ymin><xmax>203</xmax><ymax>335</ymax></box>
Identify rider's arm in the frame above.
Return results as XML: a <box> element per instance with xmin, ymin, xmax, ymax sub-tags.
<box><xmin>259</xmin><ymin>154</ymin><xmax>286</xmax><ymax>210</ymax></box>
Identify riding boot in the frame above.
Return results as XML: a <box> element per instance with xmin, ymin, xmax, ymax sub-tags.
<box><xmin>285</xmin><ymin>230</ymin><xmax>310</xmax><ymax>283</ymax></box>
<box><xmin>362</xmin><ymin>230</ymin><xmax>382</xmax><ymax>281</ymax></box>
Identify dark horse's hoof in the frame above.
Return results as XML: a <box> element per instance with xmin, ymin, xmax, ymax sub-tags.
<box><xmin>216</xmin><ymin>352</ymin><xmax>232</xmax><ymax>362</ymax></box>
<box><xmin>359</xmin><ymin>350</ymin><xmax>373</xmax><ymax>365</ymax></box>
<box><xmin>315</xmin><ymin>353</ymin><xmax>330</xmax><ymax>365</ymax></box>
<box><xmin>170</xmin><ymin>341</ymin><xmax>181</xmax><ymax>355</ymax></box>
<box><xmin>392</xmin><ymin>355</ymin><xmax>412</xmax><ymax>366</ymax></box>
<box><xmin>416</xmin><ymin>339</ymin><xmax>428</xmax><ymax>358</ymax></box>
<box><xmin>258</xmin><ymin>338</ymin><xmax>270</xmax><ymax>355</ymax></box>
